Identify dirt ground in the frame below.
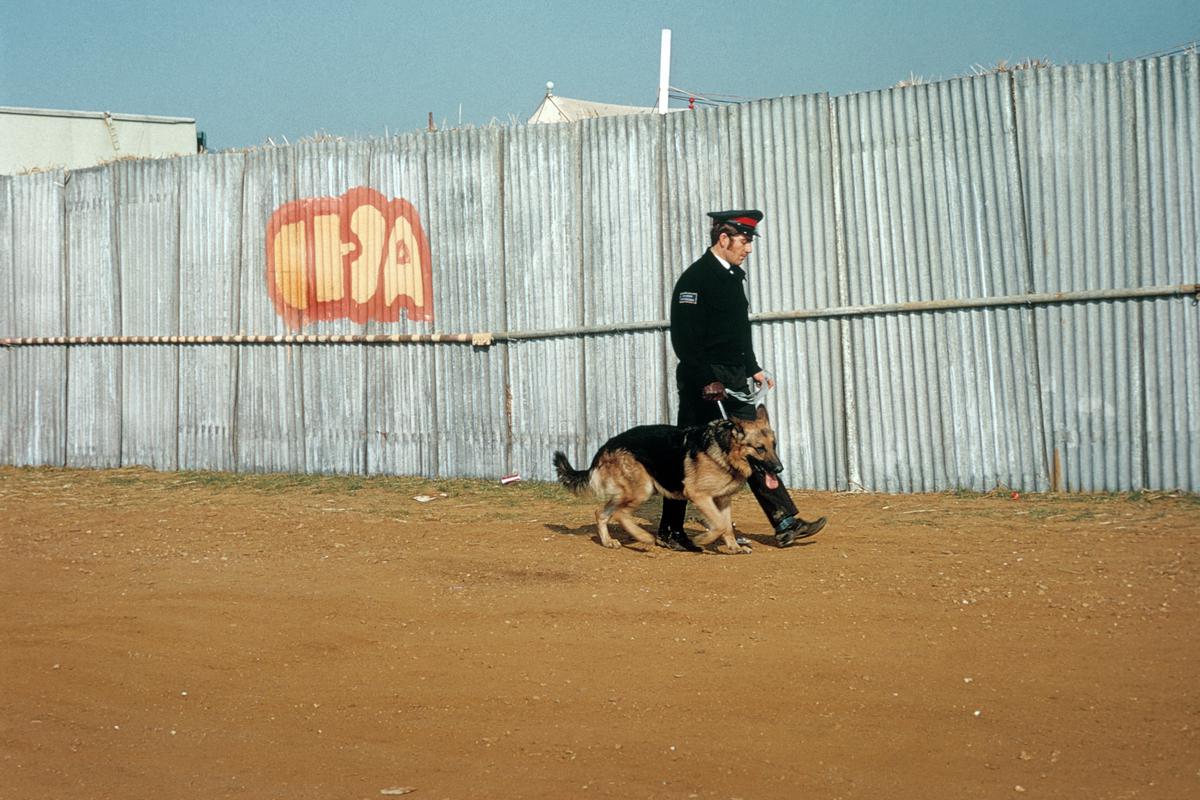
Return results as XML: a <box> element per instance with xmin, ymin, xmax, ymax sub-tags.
<box><xmin>1</xmin><ymin>466</ymin><xmax>1197</xmax><ymax>800</ymax></box>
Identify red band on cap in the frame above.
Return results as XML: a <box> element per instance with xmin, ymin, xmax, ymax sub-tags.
<box><xmin>732</xmin><ymin>216</ymin><xmax>759</xmax><ymax>228</ymax></box>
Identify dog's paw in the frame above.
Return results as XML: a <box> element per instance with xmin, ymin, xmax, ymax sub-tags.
<box><xmin>600</xmin><ymin>539</ymin><xmax>622</xmax><ymax>549</ymax></box>
<box><xmin>718</xmin><ymin>544</ymin><xmax>752</xmax><ymax>555</ymax></box>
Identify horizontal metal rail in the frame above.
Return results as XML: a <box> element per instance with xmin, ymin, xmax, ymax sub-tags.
<box><xmin>751</xmin><ymin>283</ymin><xmax>1200</xmax><ymax>323</ymax></box>
<box><xmin>2</xmin><ymin>283</ymin><xmax>1195</xmax><ymax>347</ymax></box>
<box><xmin>0</xmin><ymin>332</ymin><xmax>494</xmax><ymax>347</ymax></box>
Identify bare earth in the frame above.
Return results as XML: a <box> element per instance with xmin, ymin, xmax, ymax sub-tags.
<box><xmin>1</xmin><ymin>466</ymin><xmax>1197</xmax><ymax>800</ymax></box>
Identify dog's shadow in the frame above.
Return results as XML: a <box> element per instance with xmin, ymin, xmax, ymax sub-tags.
<box><xmin>543</xmin><ymin>522</ymin><xmax>595</xmax><ymax>538</ymax></box>
<box><xmin>544</xmin><ymin>500</ymin><xmax>661</xmax><ymax>547</ymax></box>
<box><xmin>542</xmin><ymin>520</ymin><xmax>653</xmax><ymax>548</ymax></box>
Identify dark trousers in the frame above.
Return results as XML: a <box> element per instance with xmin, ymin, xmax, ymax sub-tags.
<box><xmin>658</xmin><ymin>366</ymin><xmax>799</xmax><ymax>535</ymax></box>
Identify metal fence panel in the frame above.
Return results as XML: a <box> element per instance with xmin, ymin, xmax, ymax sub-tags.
<box><xmin>737</xmin><ymin>95</ymin><xmax>849</xmax><ymax>491</ymax></box>
<box><xmin>293</xmin><ymin>141</ymin><xmax>371</xmax><ymax>474</ymax></box>
<box><xmin>236</xmin><ymin>147</ymin><xmax>306</xmax><ymax>472</ymax></box>
<box><xmin>1014</xmin><ymin>56</ymin><xmax>1199</xmax><ymax>492</ymax></box>
<box><xmin>9</xmin><ymin>171</ymin><xmax>66</xmax><ymax>466</ymax></box>
<box><xmin>365</xmin><ymin>340</ymin><xmax>438</xmax><ymax>477</ymax></box>
<box><xmin>0</xmin><ymin>175</ymin><xmax>10</xmax><ymax>463</ymax></box>
<box><xmin>503</xmin><ymin>123</ymin><xmax>586</xmax><ymax>479</ymax></box>
<box><xmin>178</xmin><ymin>152</ymin><xmax>245</xmax><ymax>471</ymax></box>
<box><xmin>1018</xmin><ymin>62</ymin><xmax>1139</xmax><ymax>492</ymax></box>
<box><xmin>836</xmin><ymin>73</ymin><xmax>1046</xmax><ymax>492</ymax></box>
<box><xmin>364</xmin><ymin>134</ymin><xmax>439</xmax><ymax>476</ymax></box>
<box><xmin>114</xmin><ymin>160</ymin><xmax>180</xmax><ymax>470</ymax></box>
<box><xmin>298</xmin><ymin>342</ymin><xmax>365</xmax><ymax>475</ymax></box>
<box><xmin>64</xmin><ymin>168</ymin><xmax>121</xmax><ymax>467</ymax></box>
<box><xmin>579</xmin><ymin>114</ymin><xmax>667</xmax><ymax>463</ymax></box>
<box><xmin>1136</xmin><ymin>54</ymin><xmax>1199</xmax><ymax>492</ymax></box>
<box><xmin>426</xmin><ymin>128</ymin><xmax>507</xmax><ymax>478</ymax></box>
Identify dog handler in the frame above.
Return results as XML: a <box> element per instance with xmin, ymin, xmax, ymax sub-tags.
<box><xmin>657</xmin><ymin>209</ymin><xmax>827</xmax><ymax>552</ymax></box>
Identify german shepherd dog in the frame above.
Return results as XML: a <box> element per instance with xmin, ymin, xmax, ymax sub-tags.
<box><xmin>553</xmin><ymin>405</ymin><xmax>782</xmax><ymax>554</ymax></box>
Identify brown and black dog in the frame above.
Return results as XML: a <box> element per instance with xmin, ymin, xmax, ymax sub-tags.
<box><xmin>553</xmin><ymin>405</ymin><xmax>782</xmax><ymax>554</ymax></box>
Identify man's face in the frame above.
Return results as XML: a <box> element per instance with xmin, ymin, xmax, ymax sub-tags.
<box><xmin>715</xmin><ymin>232</ymin><xmax>754</xmax><ymax>266</ymax></box>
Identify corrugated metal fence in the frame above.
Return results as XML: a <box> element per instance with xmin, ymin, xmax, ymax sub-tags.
<box><xmin>2</xmin><ymin>54</ymin><xmax>1197</xmax><ymax>492</ymax></box>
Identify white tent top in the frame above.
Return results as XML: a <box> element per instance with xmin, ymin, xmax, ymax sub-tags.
<box><xmin>527</xmin><ymin>84</ymin><xmax>654</xmax><ymax>124</ymax></box>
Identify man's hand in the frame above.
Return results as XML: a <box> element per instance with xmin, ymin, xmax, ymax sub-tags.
<box><xmin>751</xmin><ymin>370</ymin><xmax>775</xmax><ymax>390</ymax></box>
<box><xmin>701</xmin><ymin>381</ymin><xmax>727</xmax><ymax>402</ymax></box>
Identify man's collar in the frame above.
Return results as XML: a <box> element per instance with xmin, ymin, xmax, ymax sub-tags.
<box><xmin>710</xmin><ymin>249</ymin><xmax>733</xmax><ymax>272</ymax></box>
<box><xmin>710</xmin><ymin>248</ymin><xmax>745</xmax><ymax>280</ymax></box>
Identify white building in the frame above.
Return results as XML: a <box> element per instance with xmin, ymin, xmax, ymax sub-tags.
<box><xmin>0</xmin><ymin>106</ymin><xmax>200</xmax><ymax>174</ymax></box>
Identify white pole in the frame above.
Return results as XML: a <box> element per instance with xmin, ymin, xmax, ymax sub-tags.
<box><xmin>658</xmin><ymin>29</ymin><xmax>672</xmax><ymax>114</ymax></box>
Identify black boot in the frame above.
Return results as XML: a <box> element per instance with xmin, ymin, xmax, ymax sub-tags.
<box><xmin>657</xmin><ymin>498</ymin><xmax>703</xmax><ymax>552</ymax></box>
<box><xmin>774</xmin><ymin>516</ymin><xmax>828</xmax><ymax>547</ymax></box>
<box><xmin>656</xmin><ymin>529</ymin><xmax>704</xmax><ymax>553</ymax></box>
<box><xmin>747</xmin><ymin>467</ymin><xmax>827</xmax><ymax>547</ymax></box>
<box><xmin>747</xmin><ymin>468</ymin><xmax>800</xmax><ymax>527</ymax></box>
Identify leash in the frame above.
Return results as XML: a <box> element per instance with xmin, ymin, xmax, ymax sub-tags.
<box><xmin>715</xmin><ymin>369</ymin><xmax>775</xmax><ymax>420</ymax></box>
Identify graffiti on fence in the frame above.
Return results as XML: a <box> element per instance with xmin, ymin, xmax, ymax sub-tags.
<box><xmin>266</xmin><ymin>187</ymin><xmax>433</xmax><ymax>328</ymax></box>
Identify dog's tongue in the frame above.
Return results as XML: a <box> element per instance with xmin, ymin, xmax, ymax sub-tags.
<box><xmin>765</xmin><ymin>472</ymin><xmax>779</xmax><ymax>490</ymax></box>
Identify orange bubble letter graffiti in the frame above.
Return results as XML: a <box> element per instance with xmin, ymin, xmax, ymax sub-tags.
<box><xmin>265</xmin><ymin>187</ymin><xmax>433</xmax><ymax>328</ymax></box>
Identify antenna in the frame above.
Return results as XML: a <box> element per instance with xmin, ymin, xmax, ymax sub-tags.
<box><xmin>658</xmin><ymin>29</ymin><xmax>671</xmax><ymax>114</ymax></box>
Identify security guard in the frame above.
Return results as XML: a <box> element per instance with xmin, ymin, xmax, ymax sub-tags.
<box><xmin>657</xmin><ymin>209</ymin><xmax>827</xmax><ymax>551</ymax></box>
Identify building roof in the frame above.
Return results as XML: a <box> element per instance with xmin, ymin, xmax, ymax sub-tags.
<box><xmin>0</xmin><ymin>105</ymin><xmax>195</xmax><ymax>124</ymax></box>
<box><xmin>0</xmin><ymin>106</ymin><xmax>198</xmax><ymax>174</ymax></box>
<box><xmin>527</xmin><ymin>85</ymin><xmax>654</xmax><ymax>124</ymax></box>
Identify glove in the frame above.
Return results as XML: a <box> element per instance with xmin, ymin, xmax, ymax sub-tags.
<box><xmin>701</xmin><ymin>381</ymin><xmax>727</xmax><ymax>402</ymax></box>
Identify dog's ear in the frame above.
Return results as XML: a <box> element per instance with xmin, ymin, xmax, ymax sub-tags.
<box><xmin>756</xmin><ymin>404</ymin><xmax>770</xmax><ymax>423</ymax></box>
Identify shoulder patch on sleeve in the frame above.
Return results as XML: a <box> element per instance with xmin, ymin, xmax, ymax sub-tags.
<box><xmin>678</xmin><ymin>291</ymin><xmax>698</xmax><ymax>305</ymax></box>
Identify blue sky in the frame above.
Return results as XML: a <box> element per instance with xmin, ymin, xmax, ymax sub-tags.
<box><xmin>2</xmin><ymin>0</ymin><xmax>1196</xmax><ymax>151</ymax></box>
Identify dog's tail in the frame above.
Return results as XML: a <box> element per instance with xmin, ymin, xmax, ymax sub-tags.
<box><xmin>553</xmin><ymin>451</ymin><xmax>591</xmax><ymax>495</ymax></box>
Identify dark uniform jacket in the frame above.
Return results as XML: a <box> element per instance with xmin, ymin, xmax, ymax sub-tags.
<box><xmin>669</xmin><ymin>249</ymin><xmax>762</xmax><ymax>424</ymax></box>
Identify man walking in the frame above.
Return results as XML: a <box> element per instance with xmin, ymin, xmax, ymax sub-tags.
<box><xmin>657</xmin><ymin>209</ymin><xmax>827</xmax><ymax>552</ymax></box>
